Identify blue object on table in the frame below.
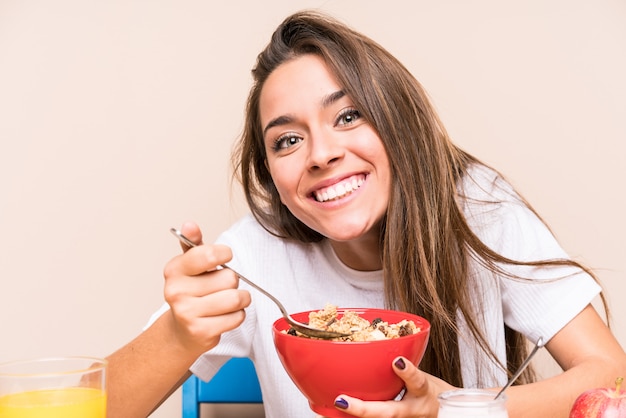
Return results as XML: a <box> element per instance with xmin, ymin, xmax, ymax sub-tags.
<box><xmin>181</xmin><ymin>357</ymin><xmax>263</xmax><ymax>418</ymax></box>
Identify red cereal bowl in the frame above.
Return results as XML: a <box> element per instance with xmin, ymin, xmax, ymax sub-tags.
<box><xmin>272</xmin><ymin>308</ymin><xmax>430</xmax><ymax>418</ymax></box>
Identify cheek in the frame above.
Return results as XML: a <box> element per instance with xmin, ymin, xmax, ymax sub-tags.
<box><xmin>275</xmin><ymin>184</ymin><xmax>288</xmax><ymax>205</ymax></box>
<box><xmin>266</xmin><ymin>159</ymin><xmax>293</xmax><ymax>205</ymax></box>
<box><xmin>361</xmin><ymin>137</ymin><xmax>391</xmax><ymax>178</ymax></box>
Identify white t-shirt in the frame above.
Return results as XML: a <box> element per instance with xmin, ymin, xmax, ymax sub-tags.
<box><xmin>148</xmin><ymin>164</ymin><xmax>601</xmax><ymax>417</ymax></box>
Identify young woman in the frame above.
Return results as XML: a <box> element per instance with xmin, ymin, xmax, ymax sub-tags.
<box><xmin>106</xmin><ymin>11</ymin><xmax>626</xmax><ymax>418</ymax></box>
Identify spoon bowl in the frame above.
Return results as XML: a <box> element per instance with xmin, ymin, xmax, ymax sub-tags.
<box><xmin>170</xmin><ymin>228</ymin><xmax>350</xmax><ymax>340</ymax></box>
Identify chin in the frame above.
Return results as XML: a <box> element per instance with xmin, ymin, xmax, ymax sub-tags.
<box><xmin>301</xmin><ymin>211</ymin><xmax>383</xmax><ymax>243</ymax></box>
<box><xmin>326</xmin><ymin>224</ymin><xmax>380</xmax><ymax>243</ymax></box>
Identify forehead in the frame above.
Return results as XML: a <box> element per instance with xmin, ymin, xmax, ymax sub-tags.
<box><xmin>259</xmin><ymin>54</ymin><xmax>343</xmax><ymax>124</ymax></box>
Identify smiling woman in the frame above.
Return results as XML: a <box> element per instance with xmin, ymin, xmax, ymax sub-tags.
<box><xmin>260</xmin><ymin>54</ymin><xmax>391</xmax><ymax>249</ymax></box>
<box><xmin>0</xmin><ymin>2</ymin><xmax>624</xmax><ymax>418</ymax></box>
<box><xmin>100</xmin><ymin>8</ymin><xmax>626</xmax><ymax>418</ymax></box>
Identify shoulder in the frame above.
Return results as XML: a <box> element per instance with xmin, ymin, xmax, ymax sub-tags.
<box><xmin>458</xmin><ymin>163</ymin><xmax>525</xmax><ymax>233</ymax></box>
<box><xmin>459</xmin><ymin>163</ymin><xmax>520</xmax><ymax>203</ymax></box>
<box><xmin>459</xmin><ymin>164</ymin><xmax>564</xmax><ymax>260</ymax></box>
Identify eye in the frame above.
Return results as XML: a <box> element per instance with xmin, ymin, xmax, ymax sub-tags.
<box><xmin>272</xmin><ymin>133</ymin><xmax>302</xmax><ymax>151</ymax></box>
<box><xmin>335</xmin><ymin>108</ymin><xmax>361</xmax><ymax>127</ymax></box>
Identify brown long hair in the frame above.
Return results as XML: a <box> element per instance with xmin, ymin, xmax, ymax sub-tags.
<box><xmin>232</xmin><ymin>10</ymin><xmax>606</xmax><ymax>387</ymax></box>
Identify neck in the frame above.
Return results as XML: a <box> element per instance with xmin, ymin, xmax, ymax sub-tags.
<box><xmin>329</xmin><ymin>233</ymin><xmax>382</xmax><ymax>271</ymax></box>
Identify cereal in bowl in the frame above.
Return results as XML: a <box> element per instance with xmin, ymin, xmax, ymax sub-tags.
<box><xmin>287</xmin><ymin>304</ymin><xmax>419</xmax><ymax>341</ymax></box>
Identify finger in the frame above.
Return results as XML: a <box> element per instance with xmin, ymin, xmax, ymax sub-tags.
<box><xmin>392</xmin><ymin>356</ymin><xmax>429</xmax><ymax>397</ymax></box>
<box><xmin>179</xmin><ymin>221</ymin><xmax>204</xmax><ymax>251</ymax></box>
<box><xmin>200</xmin><ymin>288</ymin><xmax>252</xmax><ymax>316</ymax></box>
<box><xmin>175</xmin><ymin>288</ymin><xmax>251</xmax><ymax>319</ymax></box>
<box><xmin>171</xmin><ymin>299</ymin><xmax>249</xmax><ymax>351</ymax></box>
<box><xmin>332</xmin><ymin>395</ymin><xmax>396</xmax><ymax>418</ymax></box>
<box><xmin>164</xmin><ymin>244</ymin><xmax>233</xmax><ymax>278</ymax></box>
<box><xmin>166</xmin><ymin>268</ymin><xmax>241</xmax><ymax>299</ymax></box>
<box><xmin>199</xmin><ymin>308</ymin><xmax>248</xmax><ymax>335</ymax></box>
<box><xmin>333</xmin><ymin>391</ymin><xmax>439</xmax><ymax>418</ymax></box>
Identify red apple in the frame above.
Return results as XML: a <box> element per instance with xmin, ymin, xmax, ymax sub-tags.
<box><xmin>570</xmin><ymin>377</ymin><xmax>626</xmax><ymax>418</ymax></box>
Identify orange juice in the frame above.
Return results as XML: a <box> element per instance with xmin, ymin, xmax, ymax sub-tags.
<box><xmin>0</xmin><ymin>387</ymin><xmax>106</xmax><ymax>418</ymax></box>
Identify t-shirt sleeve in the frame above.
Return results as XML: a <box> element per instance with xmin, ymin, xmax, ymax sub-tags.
<box><xmin>487</xmin><ymin>202</ymin><xmax>601</xmax><ymax>344</ymax></box>
<box><xmin>462</xmin><ymin>166</ymin><xmax>602</xmax><ymax>344</ymax></box>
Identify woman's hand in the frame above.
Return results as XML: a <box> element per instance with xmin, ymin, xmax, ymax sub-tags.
<box><xmin>162</xmin><ymin>221</ymin><xmax>252</xmax><ymax>357</ymax></box>
<box><xmin>105</xmin><ymin>221</ymin><xmax>251</xmax><ymax>418</ymax></box>
<box><xmin>332</xmin><ymin>357</ymin><xmax>455</xmax><ymax>417</ymax></box>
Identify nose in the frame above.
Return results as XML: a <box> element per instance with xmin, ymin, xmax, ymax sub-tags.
<box><xmin>306</xmin><ymin>129</ymin><xmax>344</xmax><ymax>170</ymax></box>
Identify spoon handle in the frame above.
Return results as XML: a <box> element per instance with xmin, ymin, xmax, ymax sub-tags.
<box><xmin>220</xmin><ymin>264</ymin><xmax>290</xmax><ymax>318</ymax></box>
<box><xmin>494</xmin><ymin>337</ymin><xmax>544</xmax><ymax>400</ymax></box>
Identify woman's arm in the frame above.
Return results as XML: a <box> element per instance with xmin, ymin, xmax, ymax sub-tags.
<box><xmin>105</xmin><ymin>223</ymin><xmax>251</xmax><ymax>418</ymax></box>
<box><xmin>105</xmin><ymin>312</ymin><xmax>196</xmax><ymax>418</ymax></box>
<box><xmin>504</xmin><ymin>304</ymin><xmax>626</xmax><ymax>417</ymax></box>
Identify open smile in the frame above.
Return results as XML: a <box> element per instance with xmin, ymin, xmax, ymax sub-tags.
<box><xmin>312</xmin><ymin>174</ymin><xmax>366</xmax><ymax>202</ymax></box>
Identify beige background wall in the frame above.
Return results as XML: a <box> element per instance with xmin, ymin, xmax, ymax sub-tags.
<box><xmin>1</xmin><ymin>1</ymin><xmax>624</xmax><ymax>417</ymax></box>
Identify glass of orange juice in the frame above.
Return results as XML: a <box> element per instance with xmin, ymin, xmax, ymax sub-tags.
<box><xmin>0</xmin><ymin>356</ymin><xmax>107</xmax><ymax>418</ymax></box>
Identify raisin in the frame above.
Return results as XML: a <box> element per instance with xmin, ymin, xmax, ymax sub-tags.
<box><xmin>372</xmin><ymin>318</ymin><xmax>383</xmax><ymax>326</ymax></box>
<box><xmin>398</xmin><ymin>324</ymin><xmax>413</xmax><ymax>337</ymax></box>
<box><xmin>287</xmin><ymin>328</ymin><xmax>297</xmax><ymax>336</ymax></box>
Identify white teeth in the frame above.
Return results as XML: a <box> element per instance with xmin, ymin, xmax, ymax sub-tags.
<box><xmin>314</xmin><ymin>175</ymin><xmax>365</xmax><ymax>202</ymax></box>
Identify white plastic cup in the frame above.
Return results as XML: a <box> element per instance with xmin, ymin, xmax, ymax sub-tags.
<box><xmin>438</xmin><ymin>389</ymin><xmax>508</xmax><ymax>418</ymax></box>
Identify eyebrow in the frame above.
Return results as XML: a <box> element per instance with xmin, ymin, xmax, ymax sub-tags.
<box><xmin>321</xmin><ymin>89</ymin><xmax>346</xmax><ymax>108</ymax></box>
<box><xmin>262</xmin><ymin>89</ymin><xmax>346</xmax><ymax>137</ymax></box>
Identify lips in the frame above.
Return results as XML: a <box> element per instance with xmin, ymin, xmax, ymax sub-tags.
<box><xmin>313</xmin><ymin>174</ymin><xmax>365</xmax><ymax>202</ymax></box>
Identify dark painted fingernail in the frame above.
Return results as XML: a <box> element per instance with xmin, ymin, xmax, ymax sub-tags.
<box><xmin>334</xmin><ymin>397</ymin><xmax>349</xmax><ymax>409</ymax></box>
<box><xmin>394</xmin><ymin>357</ymin><xmax>406</xmax><ymax>370</ymax></box>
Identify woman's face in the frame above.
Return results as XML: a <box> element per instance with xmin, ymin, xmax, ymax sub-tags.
<box><xmin>259</xmin><ymin>54</ymin><xmax>391</xmax><ymax>247</ymax></box>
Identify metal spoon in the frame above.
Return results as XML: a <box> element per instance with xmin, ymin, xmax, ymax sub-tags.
<box><xmin>169</xmin><ymin>228</ymin><xmax>350</xmax><ymax>340</ymax></box>
<box><xmin>494</xmin><ymin>336</ymin><xmax>545</xmax><ymax>399</ymax></box>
